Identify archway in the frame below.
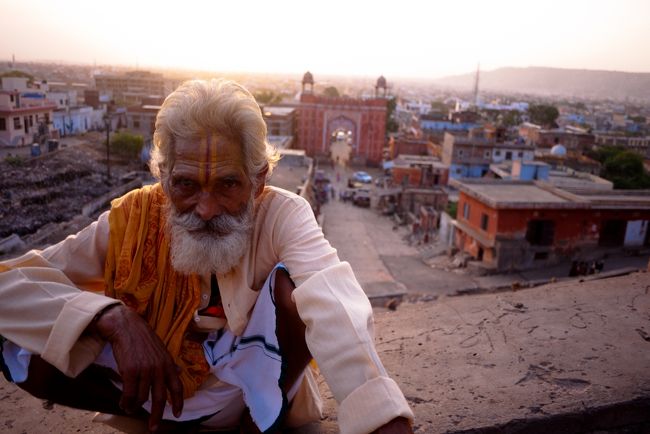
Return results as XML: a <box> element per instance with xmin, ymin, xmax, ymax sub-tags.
<box><xmin>327</xmin><ymin>115</ymin><xmax>356</xmax><ymax>167</ymax></box>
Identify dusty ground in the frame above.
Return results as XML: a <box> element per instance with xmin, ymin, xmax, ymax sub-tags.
<box><xmin>0</xmin><ymin>134</ymin><xmax>147</xmax><ymax>258</ymax></box>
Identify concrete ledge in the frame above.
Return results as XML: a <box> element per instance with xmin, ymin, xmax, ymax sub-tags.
<box><xmin>372</xmin><ymin>272</ymin><xmax>650</xmax><ymax>433</ymax></box>
<box><xmin>448</xmin><ymin>396</ymin><xmax>650</xmax><ymax>433</ymax></box>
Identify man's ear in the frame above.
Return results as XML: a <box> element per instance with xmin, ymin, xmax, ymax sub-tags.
<box><xmin>254</xmin><ymin>165</ymin><xmax>269</xmax><ymax>198</ymax></box>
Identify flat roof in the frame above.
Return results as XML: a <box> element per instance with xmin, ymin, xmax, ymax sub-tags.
<box><xmin>452</xmin><ymin>178</ymin><xmax>650</xmax><ymax>210</ymax></box>
<box><xmin>262</xmin><ymin>106</ymin><xmax>295</xmax><ymax>116</ymax></box>
<box><xmin>461</xmin><ymin>182</ymin><xmax>571</xmax><ymax>206</ymax></box>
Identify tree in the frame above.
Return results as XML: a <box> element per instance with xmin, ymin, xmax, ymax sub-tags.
<box><xmin>528</xmin><ymin>104</ymin><xmax>559</xmax><ymax>128</ymax></box>
<box><xmin>589</xmin><ymin>145</ymin><xmax>625</xmax><ymax>165</ymax></box>
<box><xmin>601</xmin><ymin>150</ymin><xmax>650</xmax><ymax>189</ymax></box>
<box><xmin>322</xmin><ymin>86</ymin><xmax>340</xmax><ymax>98</ymax></box>
<box><xmin>590</xmin><ymin>146</ymin><xmax>650</xmax><ymax>189</ymax></box>
<box><xmin>386</xmin><ymin>97</ymin><xmax>398</xmax><ymax>133</ymax></box>
<box><xmin>501</xmin><ymin>110</ymin><xmax>522</xmax><ymax>128</ymax></box>
<box><xmin>253</xmin><ymin>90</ymin><xmax>282</xmax><ymax>105</ymax></box>
<box><xmin>430</xmin><ymin>100</ymin><xmax>449</xmax><ymax>116</ymax></box>
<box><xmin>1</xmin><ymin>70</ymin><xmax>35</xmax><ymax>86</ymax></box>
<box><xmin>110</xmin><ymin>132</ymin><xmax>144</xmax><ymax>158</ymax></box>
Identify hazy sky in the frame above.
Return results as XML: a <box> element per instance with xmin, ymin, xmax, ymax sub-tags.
<box><xmin>1</xmin><ymin>0</ymin><xmax>649</xmax><ymax>79</ymax></box>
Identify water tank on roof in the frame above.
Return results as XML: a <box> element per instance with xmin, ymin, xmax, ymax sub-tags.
<box><xmin>550</xmin><ymin>144</ymin><xmax>567</xmax><ymax>157</ymax></box>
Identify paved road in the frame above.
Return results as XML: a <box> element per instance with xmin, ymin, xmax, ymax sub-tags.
<box><xmin>321</xmin><ymin>183</ymin><xmax>477</xmax><ymax>299</ymax></box>
<box><xmin>320</xmin><ymin>165</ymin><xmax>649</xmax><ymax>300</ymax></box>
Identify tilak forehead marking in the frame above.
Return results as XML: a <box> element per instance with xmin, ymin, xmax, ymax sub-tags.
<box><xmin>198</xmin><ymin>133</ymin><xmax>220</xmax><ymax>183</ymax></box>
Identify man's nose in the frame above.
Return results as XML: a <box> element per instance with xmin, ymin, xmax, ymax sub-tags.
<box><xmin>195</xmin><ymin>191</ymin><xmax>223</xmax><ymax>221</ymax></box>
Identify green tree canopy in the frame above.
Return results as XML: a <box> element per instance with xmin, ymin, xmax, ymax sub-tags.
<box><xmin>253</xmin><ymin>90</ymin><xmax>283</xmax><ymax>105</ymax></box>
<box><xmin>590</xmin><ymin>146</ymin><xmax>650</xmax><ymax>189</ymax></box>
<box><xmin>322</xmin><ymin>86</ymin><xmax>340</xmax><ymax>98</ymax></box>
<box><xmin>528</xmin><ymin>104</ymin><xmax>559</xmax><ymax>128</ymax></box>
<box><xmin>110</xmin><ymin>132</ymin><xmax>144</xmax><ymax>158</ymax></box>
<box><xmin>386</xmin><ymin>97</ymin><xmax>398</xmax><ymax>133</ymax></box>
<box><xmin>500</xmin><ymin>110</ymin><xmax>522</xmax><ymax>128</ymax></box>
<box><xmin>430</xmin><ymin>101</ymin><xmax>449</xmax><ymax>116</ymax></box>
<box><xmin>0</xmin><ymin>70</ymin><xmax>35</xmax><ymax>85</ymax></box>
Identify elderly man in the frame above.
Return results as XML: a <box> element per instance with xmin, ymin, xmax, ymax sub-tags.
<box><xmin>0</xmin><ymin>80</ymin><xmax>413</xmax><ymax>433</ymax></box>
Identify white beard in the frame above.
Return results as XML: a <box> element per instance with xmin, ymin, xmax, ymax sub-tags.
<box><xmin>166</xmin><ymin>198</ymin><xmax>254</xmax><ymax>276</ymax></box>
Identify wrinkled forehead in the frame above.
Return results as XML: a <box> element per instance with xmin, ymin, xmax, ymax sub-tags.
<box><xmin>172</xmin><ymin>133</ymin><xmax>246</xmax><ymax>178</ymax></box>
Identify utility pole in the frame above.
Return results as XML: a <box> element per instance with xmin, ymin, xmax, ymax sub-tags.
<box><xmin>103</xmin><ymin>112</ymin><xmax>111</xmax><ymax>183</ymax></box>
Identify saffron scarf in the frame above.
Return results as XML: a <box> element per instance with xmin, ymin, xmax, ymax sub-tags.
<box><xmin>104</xmin><ymin>183</ymin><xmax>209</xmax><ymax>398</ymax></box>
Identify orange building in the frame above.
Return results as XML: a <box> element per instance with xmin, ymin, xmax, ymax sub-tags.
<box><xmin>451</xmin><ymin>179</ymin><xmax>650</xmax><ymax>271</ymax></box>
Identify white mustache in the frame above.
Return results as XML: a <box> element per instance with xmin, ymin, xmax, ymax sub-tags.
<box><xmin>171</xmin><ymin>204</ymin><xmax>252</xmax><ymax>237</ymax></box>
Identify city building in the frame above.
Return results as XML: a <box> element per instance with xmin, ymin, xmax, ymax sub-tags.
<box><xmin>489</xmin><ymin>159</ymin><xmax>613</xmax><ymax>192</ymax></box>
<box><xmin>420</xmin><ymin>112</ymin><xmax>479</xmax><ymax>136</ymax></box>
<box><xmin>262</xmin><ymin>106</ymin><xmax>296</xmax><ymax>149</ymax></box>
<box><xmin>94</xmin><ymin>70</ymin><xmax>168</xmax><ymax>105</ymax></box>
<box><xmin>451</xmin><ymin>178</ymin><xmax>650</xmax><ymax>272</ymax></box>
<box><xmin>442</xmin><ymin>129</ymin><xmax>534</xmax><ymax>179</ymax></box>
<box><xmin>594</xmin><ymin>133</ymin><xmax>650</xmax><ymax>159</ymax></box>
<box><xmin>0</xmin><ymin>77</ymin><xmax>56</xmax><ymax>147</ymax></box>
<box><xmin>124</xmin><ymin>104</ymin><xmax>160</xmax><ymax>140</ymax></box>
<box><xmin>391</xmin><ymin>154</ymin><xmax>449</xmax><ymax>188</ymax></box>
<box><xmin>52</xmin><ymin>106</ymin><xmax>99</xmax><ymax>136</ymax></box>
<box><xmin>519</xmin><ymin>123</ymin><xmax>595</xmax><ymax>153</ymax></box>
<box><xmin>388</xmin><ymin>136</ymin><xmax>434</xmax><ymax>159</ymax></box>
<box><xmin>297</xmin><ymin>72</ymin><xmax>388</xmax><ymax>166</ymax></box>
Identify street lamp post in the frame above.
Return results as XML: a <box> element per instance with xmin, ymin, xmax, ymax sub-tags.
<box><xmin>103</xmin><ymin>112</ymin><xmax>111</xmax><ymax>183</ymax></box>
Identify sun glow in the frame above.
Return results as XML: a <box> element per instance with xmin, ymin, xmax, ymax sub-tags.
<box><xmin>1</xmin><ymin>0</ymin><xmax>649</xmax><ymax>78</ymax></box>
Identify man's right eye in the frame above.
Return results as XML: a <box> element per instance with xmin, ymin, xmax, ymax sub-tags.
<box><xmin>174</xmin><ymin>178</ymin><xmax>197</xmax><ymax>190</ymax></box>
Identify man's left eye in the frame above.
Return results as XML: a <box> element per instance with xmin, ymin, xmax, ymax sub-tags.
<box><xmin>223</xmin><ymin>179</ymin><xmax>239</xmax><ymax>188</ymax></box>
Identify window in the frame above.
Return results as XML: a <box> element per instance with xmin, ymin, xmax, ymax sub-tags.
<box><xmin>495</xmin><ymin>150</ymin><xmax>501</xmax><ymax>156</ymax></box>
<box><xmin>463</xmin><ymin>202</ymin><xmax>470</xmax><ymax>219</ymax></box>
<box><xmin>518</xmin><ymin>151</ymin><xmax>524</xmax><ymax>158</ymax></box>
<box><xmin>505</xmin><ymin>151</ymin><xmax>512</xmax><ymax>160</ymax></box>
<box><xmin>13</xmin><ymin>117</ymin><xmax>21</xmax><ymax>129</ymax></box>
<box><xmin>480</xmin><ymin>213</ymin><xmax>489</xmax><ymax>230</ymax></box>
<box><xmin>526</xmin><ymin>220</ymin><xmax>555</xmax><ymax>246</ymax></box>
<box><xmin>0</xmin><ymin>118</ymin><xmax>5</xmax><ymax>131</ymax></box>
<box><xmin>534</xmin><ymin>252</ymin><xmax>549</xmax><ymax>260</ymax></box>
<box><xmin>457</xmin><ymin>149</ymin><xmax>464</xmax><ymax>157</ymax></box>
<box><xmin>484</xmin><ymin>150</ymin><xmax>491</xmax><ymax>158</ymax></box>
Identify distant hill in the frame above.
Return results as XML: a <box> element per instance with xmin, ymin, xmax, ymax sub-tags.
<box><xmin>433</xmin><ymin>67</ymin><xmax>650</xmax><ymax>102</ymax></box>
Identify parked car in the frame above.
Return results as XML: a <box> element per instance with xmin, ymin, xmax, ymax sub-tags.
<box><xmin>352</xmin><ymin>171</ymin><xmax>372</xmax><ymax>184</ymax></box>
<box><xmin>353</xmin><ymin>188</ymin><xmax>371</xmax><ymax>208</ymax></box>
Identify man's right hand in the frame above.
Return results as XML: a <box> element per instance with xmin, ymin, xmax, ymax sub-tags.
<box><xmin>91</xmin><ymin>304</ymin><xmax>184</xmax><ymax>432</ymax></box>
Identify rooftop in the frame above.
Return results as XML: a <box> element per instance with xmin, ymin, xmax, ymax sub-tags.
<box><xmin>453</xmin><ymin>180</ymin><xmax>572</xmax><ymax>207</ymax></box>
<box><xmin>490</xmin><ymin>161</ymin><xmax>613</xmax><ymax>193</ymax></box>
<box><xmin>394</xmin><ymin>154</ymin><xmax>447</xmax><ymax>169</ymax></box>
<box><xmin>452</xmin><ymin>178</ymin><xmax>650</xmax><ymax>210</ymax></box>
<box><xmin>262</xmin><ymin>106</ymin><xmax>296</xmax><ymax>116</ymax></box>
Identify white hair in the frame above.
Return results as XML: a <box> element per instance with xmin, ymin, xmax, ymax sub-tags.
<box><xmin>151</xmin><ymin>79</ymin><xmax>279</xmax><ymax>185</ymax></box>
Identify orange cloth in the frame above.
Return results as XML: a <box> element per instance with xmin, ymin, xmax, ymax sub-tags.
<box><xmin>104</xmin><ymin>183</ymin><xmax>209</xmax><ymax>398</ymax></box>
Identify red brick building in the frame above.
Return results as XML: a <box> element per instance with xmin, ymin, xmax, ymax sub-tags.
<box><xmin>451</xmin><ymin>179</ymin><xmax>650</xmax><ymax>271</ymax></box>
<box><xmin>518</xmin><ymin>123</ymin><xmax>595</xmax><ymax>153</ymax></box>
<box><xmin>392</xmin><ymin>155</ymin><xmax>449</xmax><ymax>188</ymax></box>
<box><xmin>389</xmin><ymin>136</ymin><xmax>433</xmax><ymax>159</ymax></box>
<box><xmin>297</xmin><ymin>72</ymin><xmax>387</xmax><ymax>166</ymax></box>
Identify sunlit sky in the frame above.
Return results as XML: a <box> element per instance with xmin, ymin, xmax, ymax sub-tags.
<box><xmin>1</xmin><ymin>0</ymin><xmax>649</xmax><ymax>79</ymax></box>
